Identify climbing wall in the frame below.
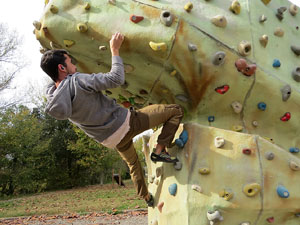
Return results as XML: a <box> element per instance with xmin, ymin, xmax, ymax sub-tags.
<box><xmin>34</xmin><ymin>0</ymin><xmax>300</xmax><ymax>224</ymax></box>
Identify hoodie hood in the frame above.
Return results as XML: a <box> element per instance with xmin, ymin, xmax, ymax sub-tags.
<box><xmin>45</xmin><ymin>78</ymin><xmax>72</xmax><ymax>120</ymax></box>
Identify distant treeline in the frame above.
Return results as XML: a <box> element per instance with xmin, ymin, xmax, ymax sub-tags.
<box><xmin>0</xmin><ymin>105</ymin><xmax>144</xmax><ymax>197</ymax></box>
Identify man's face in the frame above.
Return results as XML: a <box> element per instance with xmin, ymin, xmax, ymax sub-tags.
<box><xmin>64</xmin><ymin>54</ymin><xmax>77</xmax><ymax>74</ymax></box>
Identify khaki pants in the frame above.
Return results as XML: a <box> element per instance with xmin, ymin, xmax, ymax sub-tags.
<box><xmin>116</xmin><ymin>104</ymin><xmax>183</xmax><ymax>199</ymax></box>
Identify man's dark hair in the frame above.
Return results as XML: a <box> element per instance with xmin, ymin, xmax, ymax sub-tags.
<box><xmin>40</xmin><ymin>49</ymin><xmax>69</xmax><ymax>82</ymax></box>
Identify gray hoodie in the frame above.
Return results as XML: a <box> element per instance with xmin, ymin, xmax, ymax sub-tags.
<box><xmin>45</xmin><ymin>56</ymin><xmax>128</xmax><ymax>143</ymax></box>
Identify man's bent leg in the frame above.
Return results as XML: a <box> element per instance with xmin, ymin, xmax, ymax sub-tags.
<box><xmin>116</xmin><ymin>141</ymin><xmax>148</xmax><ymax>200</ymax></box>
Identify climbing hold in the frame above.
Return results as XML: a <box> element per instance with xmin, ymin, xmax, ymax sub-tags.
<box><xmin>215</xmin><ymin>85</ymin><xmax>230</xmax><ymax>94</ymax></box>
<box><xmin>105</xmin><ymin>90</ymin><xmax>112</xmax><ymax>95</ymax></box>
<box><xmin>281</xmin><ymin>84</ymin><xmax>291</xmax><ymax>102</ymax></box>
<box><xmin>243</xmin><ymin>183</ymin><xmax>261</xmax><ymax>197</ymax></box>
<box><xmin>229</xmin><ymin>0</ymin><xmax>241</xmax><ymax>15</ymax></box>
<box><xmin>156</xmin><ymin>166</ymin><xmax>163</xmax><ymax>177</ymax></box>
<box><xmin>207</xmin><ymin>210</ymin><xmax>223</xmax><ymax>225</ymax></box>
<box><xmin>192</xmin><ymin>184</ymin><xmax>203</xmax><ymax>193</ymax></box>
<box><xmin>238</xmin><ymin>41</ymin><xmax>251</xmax><ymax>56</ymax></box>
<box><xmin>128</xmin><ymin>97</ymin><xmax>135</xmax><ymax>105</ymax></box>
<box><xmin>259</xmin><ymin>35</ymin><xmax>268</xmax><ymax>47</ymax></box>
<box><xmin>149</xmin><ymin>41</ymin><xmax>167</xmax><ymax>51</ymax></box>
<box><xmin>240</xmin><ymin>223</ymin><xmax>250</xmax><ymax>225</ymax></box>
<box><xmin>50</xmin><ymin>5</ymin><xmax>58</xmax><ymax>14</ymax></box>
<box><xmin>134</xmin><ymin>96</ymin><xmax>145</xmax><ymax>104</ymax></box>
<box><xmin>291</xmin><ymin>45</ymin><xmax>300</xmax><ymax>56</ymax></box>
<box><xmin>276</xmin><ymin>7</ymin><xmax>287</xmax><ymax>21</ymax></box>
<box><xmin>124</xmin><ymin>64</ymin><xmax>135</xmax><ymax>73</ymax></box>
<box><xmin>157</xmin><ymin>202</ymin><xmax>164</xmax><ymax>213</ymax></box>
<box><xmin>148</xmin><ymin>175</ymin><xmax>155</xmax><ymax>183</ymax></box>
<box><xmin>99</xmin><ymin>46</ymin><xmax>107</xmax><ymax>51</ymax></box>
<box><xmin>292</xmin><ymin>67</ymin><xmax>300</xmax><ymax>82</ymax></box>
<box><xmin>84</xmin><ymin>2</ymin><xmax>91</xmax><ymax>10</ymax></box>
<box><xmin>121</xmin><ymin>89</ymin><xmax>133</xmax><ymax>98</ymax></box>
<box><xmin>289</xmin><ymin>161</ymin><xmax>300</xmax><ymax>171</ymax></box>
<box><xmin>261</xmin><ymin>0</ymin><xmax>271</xmax><ymax>5</ymax></box>
<box><xmin>252</xmin><ymin>120</ymin><xmax>258</xmax><ymax>127</ymax></box>
<box><xmin>277</xmin><ymin>185</ymin><xmax>290</xmax><ymax>198</ymax></box>
<box><xmin>289</xmin><ymin>4</ymin><xmax>298</xmax><ymax>16</ymax></box>
<box><xmin>63</xmin><ymin>40</ymin><xmax>75</xmax><ymax>48</ymax></box>
<box><xmin>243</xmin><ymin>148</ymin><xmax>252</xmax><ymax>155</ymax></box>
<box><xmin>33</xmin><ymin>21</ymin><xmax>41</xmax><ymax>30</ymax></box>
<box><xmin>232</xmin><ymin>125</ymin><xmax>243</xmax><ymax>132</ymax></box>
<box><xmin>175</xmin><ymin>130</ymin><xmax>188</xmax><ymax>148</ymax></box>
<box><xmin>121</xmin><ymin>101</ymin><xmax>131</xmax><ymax>108</ymax></box>
<box><xmin>257</xmin><ymin>102</ymin><xmax>267</xmax><ymax>111</ymax></box>
<box><xmin>108</xmin><ymin>0</ymin><xmax>116</xmax><ymax>5</ymax></box>
<box><xmin>235</xmin><ymin>59</ymin><xmax>257</xmax><ymax>76</ymax></box>
<box><xmin>211</xmin><ymin>15</ymin><xmax>227</xmax><ymax>28</ymax></box>
<box><xmin>215</xmin><ymin>136</ymin><xmax>225</xmax><ymax>148</ymax></box>
<box><xmin>280</xmin><ymin>112</ymin><xmax>291</xmax><ymax>121</ymax></box>
<box><xmin>176</xmin><ymin>94</ymin><xmax>189</xmax><ymax>102</ymax></box>
<box><xmin>139</xmin><ymin>89</ymin><xmax>148</xmax><ymax>95</ymax></box>
<box><xmin>274</xmin><ymin>27</ymin><xmax>284</xmax><ymax>37</ymax></box>
<box><xmin>212</xmin><ymin>51</ymin><xmax>226</xmax><ymax>66</ymax></box>
<box><xmin>259</xmin><ymin>15</ymin><xmax>267</xmax><ymax>23</ymax></box>
<box><xmin>150</xmin><ymin>220</ymin><xmax>158</xmax><ymax>225</ymax></box>
<box><xmin>130</xmin><ymin>15</ymin><xmax>144</xmax><ymax>23</ymax></box>
<box><xmin>184</xmin><ymin>2</ymin><xmax>193</xmax><ymax>12</ymax></box>
<box><xmin>199</xmin><ymin>167</ymin><xmax>210</xmax><ymax>175</ymax></box>
<box><xmin>263</xmin><ymin>137</ymin><xmax>274</xmax><ymax>143</ymax></box>
<box><xmin>265</xmin><ymin>152</ymin><xmax>275</xmax><ymax>160</ymax></box>
<box><xmin>266</xmin><ymin>217</ymin><xmax>275</xmax><ymax>223</ymax></box>
<box><xmin>168</xmin><ymin>183</ymin><xmax>177</xmax><ymax>196</ymax></box>
<box><xmin>170</xmin><ymin>70</ymin><xmax>177</xmax><ymax>76</ymax></box>
<box><xmin>174</xmin><ymin>161</ymin><xmax>182</xmax><ymax>170</ymax></box>
<box><xmin>272</xmin><ymin>59</ymin><xmax>281</xmax><ymax>68</ymax></box>
<box><xmin>219</xmin><ymin>189</ymin><xmax>234</xmax><ymax>201</ymax></box>
<box><xmin>160</xmin><ymin>10</ymin><xmax>173</xmax><ymax>27</ymax></box>
<box><xmin>208</xmin><ymin>116</ymin><xmax>215</xmax><ymax>122</ymax></box>
<box><xmin>289</xmin><ymin>147</ymin><xmax>300</xmax><ymax>153</ymax></box>
<box><xmin>77</xmin><ymin>23</ymin><xmax>88</xmax><ymax>33</ymax></box>
<box><xmin>188</xmin><ymin>43</ymin><xmax>197</xmax><ymax>52</ymax></box>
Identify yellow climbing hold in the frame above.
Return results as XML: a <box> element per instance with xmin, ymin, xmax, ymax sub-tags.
<box><xmin>230</xmin><ymin>0</ymin><xmax>241</xmax><ymax>15</ymax></box>
<box><xmin>199</xmin><ymin>167</ymin><xmax>210</xmax><ymax>175</ymax></box>
<box><xmin>84</xmin><ymin>3</ymin><xmax>91</xmax><ymax>10</ymax></box>
<box><xmin>232</xmin><ymin>125</ymin><xmax>243</xmax><ymax>132</ymax></box>
<box><xmin>243</xmin><ymin>183</ymin><xmax>261</xmax><ymax>197</ymax></box>
<box><xmin>45</xmin><ymin>0</ymin><xmax>49</xmax><ymax>5</ymax></box>
<box><xmin>77</xmin><ymin>23</ymin><xmax>88</xmax><ymax>33</ymax></box>
<box><xmin>263</xmin><ymin>137</ymin><xmax>274</xmax><ymax>143</ymax></box>
<box><xmin>184</xmin><ymin>2</ymin><xmax>193</xmax><ymax>12</ymax></box>
<box><xmin>170</xmin><ymin>70</ymin><xmax>177</xmax><ymax>76</ymax></box>
<box><xmin>261</xmin><ymin>0</ymin><xmax>271</xmax><ymax>5</ymax></box>
<box><xmin>219</xmin><ymin>189</ymin><xmax>234</xmax><ymax>201</ymax></box>
<box><xmin>50</xmin><ymin>5</ymin><xmax>58</xmax><ymax>14</ymax></box>
<box><xmin>64</xmin><ymin>40</ymin><xmax>75</xmax><ymax>48</ymax></box>
<box><xmin>149</xmin><ymin>41</ymin><xmax>167</xmax><ymax>52</ymax></box>
<box><xmin>211</xmin><ymin>15</ymin><xmax>227</xmax><ymax>28</ymax></box>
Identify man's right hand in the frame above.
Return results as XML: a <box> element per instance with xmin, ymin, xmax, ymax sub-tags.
<box><xmin>110</xmin><ymin>32</ymin><xmax>124</xmax><ymax>56</ymax></box>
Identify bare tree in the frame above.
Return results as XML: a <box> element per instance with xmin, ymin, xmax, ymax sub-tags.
<box><xmin>0</xmin><ymin>23</ymin><xmax>27</xmax><ymax>108</ymax></box>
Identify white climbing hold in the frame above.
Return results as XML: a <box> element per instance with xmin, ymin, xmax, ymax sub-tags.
<box><xmin>207</xmin><ymin>210</ymin><xmax>223</xmax><ymax>225</ymax></box>
<box><xmin>231</xmin><ymin>101</ymin><xmax>243</xmax><ymax>113</ymax></box>
<box><xmin>214</xmin><ymin>136</ymin><xmax>225</xmax><ymax>148</ymax></box>
<box><xmin>289</xmin><ymin>161</ymin><xmax>300</xmax><ymax>171</ymax></box>
<box><xmin>252</xmin><ymin>121</ymin><xmax>258</xmax><ymax>127</ymax></box>
<box><xmin>188</xmin><ymin>43</ymin><xmax>197</xmax><ymax>51</ymax></box>
<box><xmin>192</xmin><ymin>184</ymin><xmax>203</xmax><ymax>193</ymax></box>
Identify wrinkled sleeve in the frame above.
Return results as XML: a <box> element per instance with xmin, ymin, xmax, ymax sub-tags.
<box><xmin>75</xmin><ymin>56</ymin><xmax>125</xmax><ymax>91</ymax></box>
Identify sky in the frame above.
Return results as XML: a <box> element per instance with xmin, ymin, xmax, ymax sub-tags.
<box><xmin>0</xmin><ymin>0</ymin><xmax>299</xmax><ymax>106</ymax></box>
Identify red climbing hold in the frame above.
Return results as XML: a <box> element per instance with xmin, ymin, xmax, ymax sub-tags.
<box><xmin>243</xmin><ymin>64</ymin><xmax>257</xmax><ymax>76</ymax></box>
<box><xmin>215</xmin><ymin>85</ymin><xmax>230</xmax><ymax>94</ymax></box>
<box><xmin>267</xmin><ymin>217</ymin><xmax>274</xmax><ymax>223</ymax></box>
<box><xmin>243</xmin><ymin>148</ymin><xmax>252</xmax><ymax>155</ymax></box>
<box><xmin>130</xmin><ymin>15</ymin><xmax>144</xmax><ymax>23</ymax></box>
<box><xmin>280</xmin><ymin>112</ymin><xmax>291</xmax><ymax>121</ymax></box>
<box><xmin>122</xmin><ymin>101</ymin><xmax>131</xmax><ymax>108</ymax></box>
<box><xmin>235</xmin><ymin>58</ymin><xmax>256</xmax><ymax>76</ymax></box>
<box><xmin>235</xmin><ymin>58</ymin><xmax>247</xmax><ymax>72</ymax></box>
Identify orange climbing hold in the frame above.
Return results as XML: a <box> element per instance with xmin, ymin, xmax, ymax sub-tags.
<box><xmin>130</xmin><ymin>15</ymin><xmax>144</xmax><ymax>23</ymax></box>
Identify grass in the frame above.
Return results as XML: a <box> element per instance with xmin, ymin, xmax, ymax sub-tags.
<box><xmin>0</xmin><ymin>180</ymin><xmax>146</xmax><ymax>218</ymax></box>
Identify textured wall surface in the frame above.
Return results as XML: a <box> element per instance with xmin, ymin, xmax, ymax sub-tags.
<box><xmin>35</xmin><ymin>0</ymin><xmax>300</xmax><ymax>224</ymax></box>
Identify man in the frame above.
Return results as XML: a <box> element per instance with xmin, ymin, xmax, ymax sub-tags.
<box><xmin>41</xmin><ymin>32</ymin><xmax>183</xmax><ymax>207</ymax></box>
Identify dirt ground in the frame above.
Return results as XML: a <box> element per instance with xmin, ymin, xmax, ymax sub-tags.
<box><xmin>0</xmin><ymin>210</ymin><xmax>147</xmax><ymax>225</ymax></box>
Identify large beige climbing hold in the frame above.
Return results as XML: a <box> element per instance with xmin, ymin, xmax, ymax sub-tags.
<box><xmin>214</xmin><ymin>136</ymin><xmax>225</xmax><ymax>148</ymax></box>
<box><xmin>289</xmin><ymin>4</ymin><xmax>298</xmax><ymax>16</ymax></box>
<box><xmin>289</xmin><ymin>161</ymin><xmax>300</xmax><ymax>171</ymax></box>
<box><xmin>274</xmin><ymin>27</ymin><xmax>284</xmax><ymax>37</ymax></box>
<box><xmin>211</xmin><ymin>15</ymin><xmax>227</xmax><ymax>28</ymax></box>
<box><xmin>192</xmin><ymin>184</ymin><xmax>203</xmax><ymax>193</ymax></box>
<box><xmin>238</xmin><ymin>41</ymin><xmax>251</xmax><ymax>56</ymax></box>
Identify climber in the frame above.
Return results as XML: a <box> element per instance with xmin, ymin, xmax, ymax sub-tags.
<box><xmin>40</xmin><ymin>32</ymin><xmax>184</xmax><ymax>207</ymax></box>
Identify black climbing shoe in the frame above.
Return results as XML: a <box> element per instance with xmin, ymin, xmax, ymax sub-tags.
<box><xmin>150</xmin><ymin>150</ymin><xmax>178</xmax><ymax>163</ymax></box>
<box><xmin>146</xmin><ymin>194</ymin><xmax>154</xmax><ymax>207</ymax></box>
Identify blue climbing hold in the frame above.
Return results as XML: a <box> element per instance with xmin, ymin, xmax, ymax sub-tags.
<box><xmin>277</xmin><ymin>185</ymin><xmax>290</xmax><ymax>198</ymax></box>
<box><xmin>257</xmin><ymin>102</ymin><xmax>267</xmax><ymax>111</ymax></box>
<box><xmin>208</xmin><ymin>116</ymin><xmax>215</xmax><ymax>122</ymax></box>
<box><xmin>273</xmin><ymin>59</ymin><xmax>281</xmax><ymax>68</ymax></box>
<box><xmin>168</xmin><ymin>183</ymin><xmax>177</xmax><ymax>196</ymax></box>
<box><xmin>175</xmin><ymin>130</ymin><xmax>188</xmax><ymax>148</ymax></box>
<box><xmin>289</xmin><ymin>147</ymin><xmax>300</xmax><ymax>153</ymax></box>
